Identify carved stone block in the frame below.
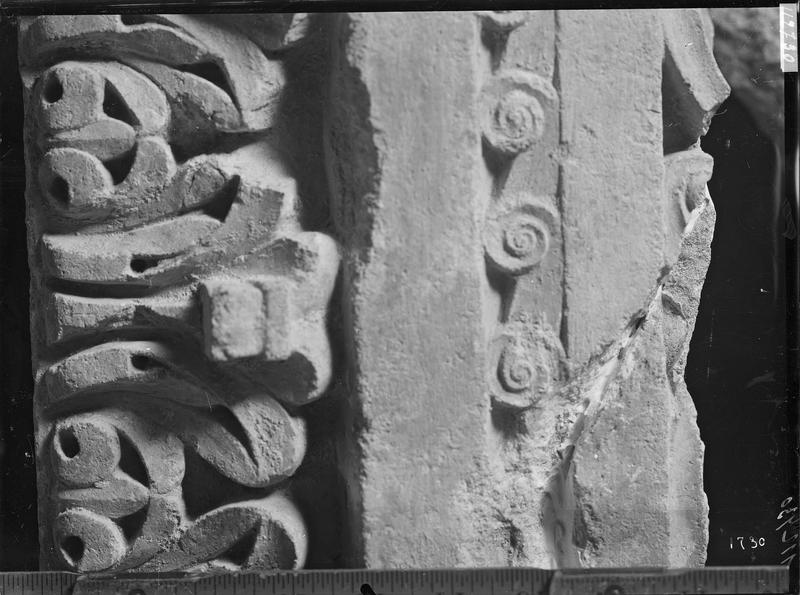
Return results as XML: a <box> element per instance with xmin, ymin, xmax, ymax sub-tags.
<box><xmin>21</xmin><ymin>9</ymin><xmax>728</xmax><ymax>572</ymax></box>
<box><xmin>20</xmin><ymin>14</ymin><xmax>339</xmax><ymax>572</ymax></box>
<box><xmin>326</xmin><ymin>9</ymin><xmax>727</xmax><ymax>568</ymax></box>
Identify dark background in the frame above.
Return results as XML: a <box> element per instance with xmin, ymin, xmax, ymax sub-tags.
<box><xmin>0</xmin><ymin>17</ymin><xmax>38</xmax><ymax>571</ymax></box>
<box><xmin>1</xmin><ymin>14</ymin><xmax>797</xmax><ymax>573</ymax></box>
<box><xmin>690</xmin><ymin>85</ymin><xmax>797</xmax><ymax>572</ymax></box>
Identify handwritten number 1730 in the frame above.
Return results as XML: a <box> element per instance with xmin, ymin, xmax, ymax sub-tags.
<box><xmin>729</xmin><ymin>536</ymin><xmax>766</xmax><ymax>550</ymax></box>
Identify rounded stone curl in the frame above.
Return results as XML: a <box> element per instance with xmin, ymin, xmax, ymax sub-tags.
<box><xmin>54</xmin><ymin>508</ymin><xmax>127</xmax><ymax>572</ymax></box>
<box><xmin>488</xmin><ymin>320</ymin><xmax>566</xmax><ymax>411</ymax></box>
<box><xmin>38</xmin><ymin>148</ymin><xmax>114</xmax><ymax>213</ymax></box>
<box><xmin>498</xmin><ymin>345</ymin><xmax>535</xmax><ymax>394</ymax></box>
<box><xmin>480</xmin><ymin>69</ymin><xmax>558</xmax><ymax>157</ymax></box>
<box><xmin>484</xmin><ymin>193</ymin><xmax>557</xmax><ymax>276</ymax></box>
<box><xmin>490</xmin><ymin>334</ymin><xmax>552</xmax><ymax>411</ymax></box>
<box><xmin>50</xmin><ymin>415</ymin><xmax>121</xmax><ymax>487</ymax></box>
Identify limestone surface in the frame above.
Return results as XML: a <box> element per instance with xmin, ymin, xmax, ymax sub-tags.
<box><xmin>20</xmin><ymin>14</ymin><xmax>338</xmax><ymax>572</ymax></box>
<box><xmin>325</xmin><ymin>9</ymin><xmax>727</xmax><ymax>568</ymax></box>
<box><xmin>20</xmin><ymin>10</ymin><xmax>728</xmax><ymax>572</ymax></box>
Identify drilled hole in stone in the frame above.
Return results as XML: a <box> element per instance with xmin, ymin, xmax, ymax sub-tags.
<box><xmin>130</xmin><ymin>354</ymin><xmax>154</xmax><ymax>370</ymax></box>
<box><xmin>179</xmin><ymin>62</ymin><xmax>236</xmax><ymax>105</ymax></box>
<box><xmin>103</xmin><ymin>82</ymin><xmax>138</xmax><ymax>127</ymax></box>
<box><xmin>43</xmin><ymin>75</ymin><xmax>63</xmax><ymax>103</ymax></box>
<box><xmin>131</xmin><ymin>259</ymin><xmax>149</xmax><ymax>273</ymax></box>
<box><xmin>58</xmin><ymin>427</ymin><xmax>80</xmax><ymax>459</ymax></box>
<box><xmin>49</xmin><ymin>176</ymin><xmax>70</xmax><ymax>205</ymax></box>
<box><xmin>60</xmin><ymin>535</ymin><xmax>84</xmax><ymax>566</ymax></box>
<box><xmin>120</xmin><ymin>14</ymin><xmax>152</xmax><ymax>26</ymax></box>
<box><xmin>129</xmin><ymin>255</ymin><xmax>161</xmax><ymax>274</ymax></box>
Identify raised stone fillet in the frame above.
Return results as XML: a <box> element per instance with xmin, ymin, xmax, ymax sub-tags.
<box><xmin>326</xmin><ymin>10</ymin><xmax>727</xmax><ymax>567</ymax></box>
<box><xmin>20</xmin><ymin>14</ymin><xmax>339</xmax><ymax>572</ymax></box>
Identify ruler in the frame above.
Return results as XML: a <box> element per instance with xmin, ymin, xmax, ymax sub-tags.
<box><xmin>0</xmin><ymin>572</ymin><xmax>76</xmax><ymax>595</ymax></box>
<box><xmin>0</xmin><ymin>567</ymin><xmax>791</xmax><ymax>595</ymax></box>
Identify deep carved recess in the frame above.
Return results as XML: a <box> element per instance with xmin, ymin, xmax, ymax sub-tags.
<box><xmin>20</xmin><ymin>14</ymin><xmax>338</xmax><ymax>573</ymax></box>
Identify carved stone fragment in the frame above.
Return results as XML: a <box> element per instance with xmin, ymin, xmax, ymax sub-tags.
<box><xmin>21</xmin><ymin>9</ymin><xmax>729</xmax><ymax>572</ymax></box>
<box><xmin>21</xmin><ymin>14</ymin><xmax>338</xmax><ymax>572</ymax></box>
<box><xmin>551</xmin><ymin>9</ymin><xmax>728</xmax><ymax>567</ymax></box>
<box><xmin>326</xmin><ymin>9</ymin><xmax>727</xmax><ymax>568</ymax></box>
<box><xmin>662</xmin><ymin>9</ymin><xmax>730</xmax><ymax>153</ymax></box>
<box><xmin>484</xmin><ymin>193</ymin><xmax>557</xmax><ymax>277</ymax></box>
<box><xmin>480</xmin><ymin>70</ymin><xmax>557</xmax><ymax>158</ymax></box>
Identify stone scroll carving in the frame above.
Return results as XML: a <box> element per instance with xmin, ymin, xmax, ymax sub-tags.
<box><xmin>20</xmin><ymin>15</ymin><xmax>339</xmax><ymax>573</ymax></box>
<box><xmin>20</xmin><ymin>10</ymin><xmax>731</xmax><ymax>571</ymax></box>
<box><xmin>325</xmin><ymin>10</ymin><xmax>729</xmax><ymax>569</ymax></box>
<box><xmin>478</xmin><ymin>14</ymin><xmax>565</xmax><ymax>412</ymax></box>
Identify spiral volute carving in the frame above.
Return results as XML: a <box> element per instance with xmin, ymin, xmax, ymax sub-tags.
<box><xmin>484</xmin><ymin>193</ymin><xmax>557</xmax><ymax>276</ymax></box>
<box><xmin>480</xmin><ymin>69</ymin><xmax>557</xmax><ymax>157</ymax></box>
<box><xmin>489</xmin><ymin>320</ymin><xmax>565</xmax><ymax>411</ymax></box>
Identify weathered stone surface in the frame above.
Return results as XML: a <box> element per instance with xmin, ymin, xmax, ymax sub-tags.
<box><xmin>568</xmin><ymin>196</ymin><xmax>715</xmax><ymax>566</ymax></box>
<box><xmin>662</xmin><ymin>9</ymin><xmax>731</xmax><ymax>154</ymax></box>
<box><xmin>21</xmin><ymin>10</ymin><xmax>727</xmax><ymax>572</ymax></box>
<box><xmin>21</xmin><ymin>14</ymin><xmax>338</xmax><ymax>572</ymax></box>
<box><xmin>326</xmin><ymin>12</ymin><xmax>493</xmax><ymax>567</ymax></box>
<box><xmin>550</xmin><ymin>11</ymin><xmax>726</xmax><ymax>567</ymax></box>
<box><xmin>664</xmin><ymin>197</ymin><xmax>716</xmax><ymax>566</ymax></box>
<box><xmin>326</xmin><ymin>9</ymin><xmax>726</xmax><ymax>569</ymax></box>
<box><xmin>558</xmin><ymin>11</ymin><xmax>666</xmax><ymax>364</ymax></box>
